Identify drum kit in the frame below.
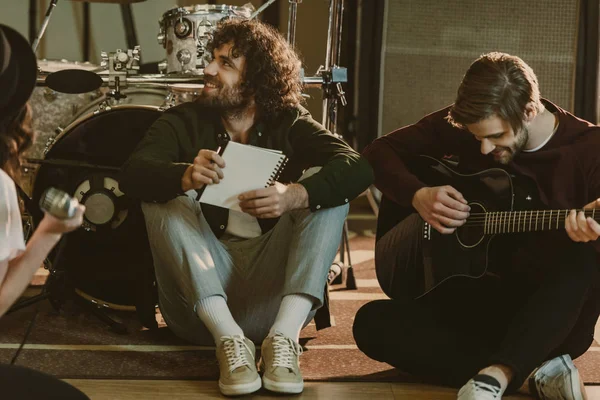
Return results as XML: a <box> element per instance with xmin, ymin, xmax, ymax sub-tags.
<box><xmin>12</xmin><ymin>0</ymin><xmax>350</xmax><ymax>329</ymax></box>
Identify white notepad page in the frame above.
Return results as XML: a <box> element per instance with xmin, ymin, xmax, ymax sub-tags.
<box><xmin>199</xmin><ymin>141</ymin><xmax>287</xmax><ymax>211</ymax></box>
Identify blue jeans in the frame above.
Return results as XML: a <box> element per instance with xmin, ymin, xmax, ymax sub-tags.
<box><xmin>141</xmin><ymin>194</ymin><xmax>348</xmax><ymax>344</ymax></box>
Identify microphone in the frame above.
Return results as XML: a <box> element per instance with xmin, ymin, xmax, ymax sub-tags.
<box><xmin>39</xmin><ymin>187</ymin><xmax>78</xmax><ymax>219</ymax></box>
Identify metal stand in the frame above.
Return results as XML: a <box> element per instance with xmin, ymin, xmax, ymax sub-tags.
<box><xmin>287</xmin><ymin>0</ymin><xmax>301</xmax><ymax>45</ymax></box>
<box><xmin>320</xmin><ymin>0</ymin><xmax>356</xmax><ymax>289</ymax></box>
<box><xmin>254</xmin><ymin>0</ymin><xmax>355</xmax><ymax>288</ymax></box>
<box><xmin>120</xmin><ymin>4</ymin><xmax>139</xmax><ymax>56</ymax></box>
<box><xmin>32</xmin><ymin>0</ymin><xmax>59</xmax><ymax>53</ymax></box>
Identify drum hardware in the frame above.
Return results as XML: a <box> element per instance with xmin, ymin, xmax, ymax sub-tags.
<box><xmin>287</xmin><ymin>0</ymin><xmax>303</xmax><ymax>46</ymax></box>
<box><xmin>31</xmin><ymin>0</ymin><xmax>59</xmax><ymax>52</ymax></box>
<box><xmin>250</xmin><ymin>0</ymin><xmax>278</xmax><ymax>19</ymax></box>
<box><xmin>314</xmin><ymin>0</ymin><xmax>356</xmax><ymax>290</ymax></box>
<box><xmin>100</xmin><ymin>46</ymin><xmax>141</xmax><ymax>100</ymax></box>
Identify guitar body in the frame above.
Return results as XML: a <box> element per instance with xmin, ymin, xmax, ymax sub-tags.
<box><xmin>377</xmin><ymin>156</ymin><xmax>540</xmax><ymax>299</ymax></box>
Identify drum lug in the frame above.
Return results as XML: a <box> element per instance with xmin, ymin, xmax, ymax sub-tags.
<box><xmin>158</xmin><ymin>59</ymin><xmax>168</xmax><ymax>74</ymax></box>
<box><xmin>94</xmin><ymin>101</ymin><xmax>113</xmax><ymax>114</ymax></box>
<box><xmin>43</xmin><ymin>88</ymin><xmax>58</xmax><ymax>102</ymax></box>
<box><xmin>157</xmin><ymin>30</ymin><xmax>166</xmax><ymax>47</ymax></box>
<box><xmin>100</xmin><ymin>51</ymin><xmax>109</xmax><ymax>69</ymax></box>
<box><xmin>43</xmin><ymin>135</ymin><xmax>57</xmax><ymax>155</ymax></box>
<box><xmin>82</xmin><ymin>221</ymin><xmax>93</xmax><ymax>232</ymax></box>
<box><xmin>176</xmin><ymin>49</ymin><xmax>193</xmax><ymax>71</ymax></box>
<box><xmin>159</xmin><ymin>92</ymin><xmax>176</xmax><ymax>111</ymax></box>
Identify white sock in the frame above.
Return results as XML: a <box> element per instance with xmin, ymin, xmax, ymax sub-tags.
<box><xmin>268</xmin><ymin>294</ymin><xmax>314</xmax><ymax>342</ymax></box>
<box><xmin>196</xmin><ymin>295</ymin><xmax>244</xmax><ymax>343</ymax></box>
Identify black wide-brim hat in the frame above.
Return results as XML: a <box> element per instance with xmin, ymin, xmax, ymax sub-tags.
<box><xmin>0</xmin><ymin>24</ymin><xmax>37</xmax><ymax>123</ymax></box>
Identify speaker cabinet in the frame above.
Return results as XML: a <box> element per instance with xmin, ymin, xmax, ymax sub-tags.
<box><xmin>378</xmin><ymin>0</ymin><xmax>581</xmax><ymax>137</ymax></box>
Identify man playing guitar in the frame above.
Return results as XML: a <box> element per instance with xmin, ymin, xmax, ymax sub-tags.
<box><xmin>353</xmin><ymin>52</ymin><xmax>600</xmax><ymax>400</ymax></box>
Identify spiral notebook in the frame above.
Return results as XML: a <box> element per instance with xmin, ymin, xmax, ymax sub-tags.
<box><xmin>199</xmin><ymin>141</ymin><xmax>288</xmax><ymax>211</ymax></box>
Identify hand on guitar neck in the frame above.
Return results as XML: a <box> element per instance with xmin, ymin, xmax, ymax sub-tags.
<box><xmin>411</xmin><ymin>186</ymin><xmax>471</xmax><ymax>234</ymax></box>
<box><xmin>565</xmin><ymin>198</ymin><xmax>600</xmax><ymax>243</ymax></box>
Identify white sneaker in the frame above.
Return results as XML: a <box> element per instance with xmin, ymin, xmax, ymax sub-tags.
<box><xmin>529</xmin><ymin>354</ymin><xmax>587</xmax><ymax>400</ymax></box>
<box><xmin>216</xmin><ymin>335</ymin><xmax>261</xmax><ymax>396</ymax></box>
<box><xmin>457</xmin><ymin>377</ymin><xmax>502</xmax><ymax>400</ymax></box>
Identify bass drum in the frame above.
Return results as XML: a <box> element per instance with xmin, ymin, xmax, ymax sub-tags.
<box><xmin>31</xmin><ymin>98</ymin><xmax>163</xmax><ymax>311</ymax></box>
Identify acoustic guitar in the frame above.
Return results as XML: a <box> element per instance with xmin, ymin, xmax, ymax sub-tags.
<box><xmin>377</xmin><ymin>155</ymin><xmax>598</xmax><ymax>299</ymax></box>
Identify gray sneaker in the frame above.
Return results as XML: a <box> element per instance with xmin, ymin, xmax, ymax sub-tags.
<box><xmin>216</xmin><ymin>335</ymin><xmax>261</xmax><ymax>396</ymax></box>
<box><xmin>529</xmin><ymin>354</ymin><xmax>587</xmax><ymax>400</ymax></box>
<box><xmin>260</xmin><ymin>332</ymin><xmax>304</xmax><ymax>394</ymax></box>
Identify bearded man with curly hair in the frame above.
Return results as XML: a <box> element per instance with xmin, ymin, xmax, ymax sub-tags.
<box><xmin>120</xmin><ymin>19</ymin><xmax>373</xmax><ymax>396</ymax></box>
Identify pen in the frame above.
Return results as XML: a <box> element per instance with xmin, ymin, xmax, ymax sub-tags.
<box><xmin>195</xmin><ymin>146</ymin><xmax>222</xmax><ymax>201</ymax></box>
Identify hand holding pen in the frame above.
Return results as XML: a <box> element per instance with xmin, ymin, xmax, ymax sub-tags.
<box><xmin>181</xmin><ymin>147</ymin><xmax>226</xmax><ymax>192</ymax></box>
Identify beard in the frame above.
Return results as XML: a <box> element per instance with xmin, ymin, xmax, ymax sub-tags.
<box><xmin>493</xmin><ymin>126</ymin><xmax>529</xmax><ymax>164</ymax></box>
<box><xmin>197</xmin><ymin>77</ymin><xmax>249</xmax><ymax>117</ymax></box>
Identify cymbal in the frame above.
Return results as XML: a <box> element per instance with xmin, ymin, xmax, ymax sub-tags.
<box><xmin>69</xmin><ymin>0</ymin><xmax>146</xmax><ymax>3</ymax></box>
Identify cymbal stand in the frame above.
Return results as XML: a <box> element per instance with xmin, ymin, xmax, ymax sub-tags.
<box><xmin>287</xmin><ymin>0</ymin><xmax>302</xmax><ymax>45</ymax></box>
<box><xmin>32</xmin><ymin>0</ymin><xmax>59</xmax><ymax>53</ymax></box>
<box><xmin>320</xmin><ymin>0</ymin><xmax>356</xmax><ymax>289</ymax></box>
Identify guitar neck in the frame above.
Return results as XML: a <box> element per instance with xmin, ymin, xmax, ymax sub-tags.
<box><xmin>467</xmin><ymin>209</ymin><xmax>600</xmax><ymax>234</ymax></box>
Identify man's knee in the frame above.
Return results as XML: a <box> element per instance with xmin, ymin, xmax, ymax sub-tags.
<box><xmin>353</xmin><ymin>300</ymin><xmax>392</xmax><ymax>361</ymax></box>
<box><xmin>141</xmin><ymin>196</ymin><xmax>201</xmax><ymax>238</ymax></box>
<box><xmin>142</xmin><ymin>196</ymin><xmax>197</xmax><ymax>222</ymax></box>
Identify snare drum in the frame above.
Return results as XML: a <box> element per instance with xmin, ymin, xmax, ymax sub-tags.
<box><xmin>157</xmin><ymin>4</ymin><xmax>252</xmax><ymax>74</ymax></box>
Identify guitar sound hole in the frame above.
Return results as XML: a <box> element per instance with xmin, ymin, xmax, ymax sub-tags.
<box><xmin>455</xmin><ymin>202</ymin><xmax>486</xmax><ymax>248</ymax></box>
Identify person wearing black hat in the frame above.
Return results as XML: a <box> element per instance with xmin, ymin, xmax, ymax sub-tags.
<box><xmin>0</xmin><ymin>24</ymin><xmax>88</xmax><ymax>399</ymax></box>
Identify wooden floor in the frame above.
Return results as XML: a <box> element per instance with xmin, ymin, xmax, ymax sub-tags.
<box><xmin>64</xmin><ymin>380</ymin><xmax>600</xmax><ymax>399</ymax></box>
<box><xmin>41</xmin><ymin>200</ymin><xmax>600</xmax><ymax>399</ymax></box>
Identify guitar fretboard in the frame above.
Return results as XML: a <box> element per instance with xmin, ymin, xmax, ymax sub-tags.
<box><xmin>465</xmin><ymin>209</ymin><xmax>600</xmax><ymax>234</ymax></box>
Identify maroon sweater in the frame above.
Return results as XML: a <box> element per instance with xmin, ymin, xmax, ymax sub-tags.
<box><xmin>363</xmin><ymin>100</ymin><xmax>600</xmax><ymax>252</ymax></box>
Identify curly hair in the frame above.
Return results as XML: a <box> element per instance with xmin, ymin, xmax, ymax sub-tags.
<box><xmin>207</xmin><ymin>18</ymin><xmax>304</xmax><ymax>119</ymax></box>
<box><xmin>447</xmin><ymin>52</ymin><xmax>543</xmax><ymax>134</ymax></box>
<box><xmin>0</xmin><ymin>103</ymin><xmax>34</xmax><ymax>182</ymax></box>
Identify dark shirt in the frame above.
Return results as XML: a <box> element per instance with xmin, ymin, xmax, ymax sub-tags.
<box><xmin>363</xmin><ymin>99</ymin><xmax>600</xmax><ymax>253</ymax></box>
<box><xmin>120</xmin><ymin>102</ymin><xmax>373</xmax><ymax>237</ymax></box>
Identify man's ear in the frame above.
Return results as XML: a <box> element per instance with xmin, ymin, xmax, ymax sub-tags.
<box><xmin>523</xmin><ymin>102</ymin><xmax>537</xmax><ymax>122</ymax></box>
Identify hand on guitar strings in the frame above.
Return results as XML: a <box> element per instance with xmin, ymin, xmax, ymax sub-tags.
<box><xmin>565</xmin><ymin>198</ymin><xmax>600</xmax><ymax>243</ymax></box>
<box><xmin>412</xmin><ymin>185</ymin><xmax>471</xmax><ymax>234</ymax></box>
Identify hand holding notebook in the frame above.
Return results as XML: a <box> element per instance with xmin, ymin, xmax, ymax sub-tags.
<box><xmin>199</xmin><ymin>141</ymin><xmax>288</xmax><ymax>211</ymax></box>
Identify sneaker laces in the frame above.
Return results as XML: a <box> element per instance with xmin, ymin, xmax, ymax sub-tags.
<box><xmin>220</xmin><ymin>335</ymin><xmax>254</xmax><ymax>373</ymax></box>
<box><xmin>464</xmin><ymin>379</ymin><xmax>502</xmax><ymax>400</ymax></box>
<box><xmin>271</xmin><ymin>334</ymin><xmax>303</xmax><ymax>370</ymax></box>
